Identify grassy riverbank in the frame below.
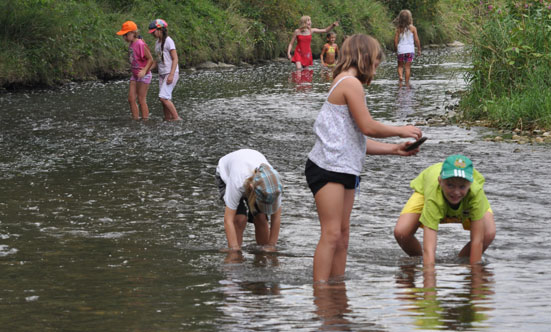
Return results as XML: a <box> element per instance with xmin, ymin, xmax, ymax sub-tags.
<box><xmin>459</xmin><ymin>0</ymin><xmax>551</xmax><ymax>130</ymax></box>
<box><xmin>1</xmin><ymin>0</ymin><xmax>464</xmax><ymax>89</ymax></box>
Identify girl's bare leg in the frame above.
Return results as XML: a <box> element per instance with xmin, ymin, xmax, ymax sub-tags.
<box><xmin>128</xmin><ymin>81</ymin><xmax>140</xmax><ymax>120</ymax></box>
<box><xmin>405</xmin><ymin>62</ymin><xmax>412</xmax><ymax>83</ymax></box>
<box><xmin>459</xmin><ymin>211</ymin><xmax>496</xmax><ymax>257</ymax></box>
<box><xmin>329</xmin><ymin>188</ymin><xmax>354</xmax><ymax>278</ymax></box>
<box><xmin>160</xmin><ymin>98</ymin><xmax>181</xmax><ymax>121</ymax></box>
<box><xmin>295</xmin><ymin>61</ymin><xmax>303</xmax><ymax>70</ymax></box>
<box><xmin>136</xmin><ymin>82</ymin><xmax>150</xmax><ymax>119</ymax></box>
<box><xmin>253</xmin><ymin>213</ymin><xmax>270</xmax><ymax>245</ymax></box>
<box><xmin>313</xmin><ymin>183</ymin><xmax>347</xmax><ymax>282</ymax></box>
<box><xmin>234</xmin><ymin>214</ymin><xmax>248</xmax><ymax>248</ymax></box>
<box><xmin>394</xmin><ymin>213</ymin><xmax>422</xmax><ymax>256</ymax></box>
<box><xmin>397</xmin><ymin>61</ymin><xmax>404</xmax><ymax>81</ymax></box>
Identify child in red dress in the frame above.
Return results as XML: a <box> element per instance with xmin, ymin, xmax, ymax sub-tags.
<box><xmin>287</xmin><ymin>16</ymin><xmax>339</xmax><ymax>70</ymax></box>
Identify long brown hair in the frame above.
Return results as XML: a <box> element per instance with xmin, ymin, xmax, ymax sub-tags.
<box><xmin>396</xmin><ymin>9</ymin><xmax>413</xmax><ymax>35</ymax></box>
<box><xmin>332</xmin><ymin>34</ymin><xmax>384</xmax><ymax>85</ymax></box>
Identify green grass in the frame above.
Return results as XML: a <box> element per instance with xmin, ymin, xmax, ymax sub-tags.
<box><xmin>459</xmin><ymin>0</ymin><xmax>551</xmax><ymax>130</ymax></box>
<box><xmin>1</xmin><ymin>0</ymin><xmax>468</xmax><ymax>89</ymax></box>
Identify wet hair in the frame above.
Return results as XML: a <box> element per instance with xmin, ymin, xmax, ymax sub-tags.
<box><xmin>332</xmin><ymin>34</ymin><xmax>384</xmax><ymax>85</ymax></box>
<box><xmin>243</xmin><ymin>172</ymin><xmax>259</xmax><ymax>214</ymax></box>
<box><xmin>396</xmin><ymin>9</ymin><xmax>413</xmax><ymax>35</ymax></box>
<box><xmin>299</xmin><ymin>15</ymin><xmax>310</xmax><ymax>32</ymax></box>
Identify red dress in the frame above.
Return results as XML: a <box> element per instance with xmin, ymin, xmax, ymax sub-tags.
<box><xmin>291</xmin><ymin>34</ymin><xmax>313</xmax><ymax>66</ymax></box>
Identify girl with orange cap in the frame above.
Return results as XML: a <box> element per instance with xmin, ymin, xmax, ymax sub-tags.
<box><xmin>116</xmin><ymin>21</ymin><xmax>154</xmax><ymax>120</ymax></box>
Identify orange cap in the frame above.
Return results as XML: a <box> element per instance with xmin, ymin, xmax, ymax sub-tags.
<box><xmin>116</xmin><ymin>21</ymin><xmax>138</xmax><ymax>35</ymax></box>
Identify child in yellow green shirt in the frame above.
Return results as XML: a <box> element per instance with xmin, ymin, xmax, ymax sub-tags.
<box><xmin>394</xmin><ymin>155</ymin><xmax>496</xmax><ymax>266</ymax></box>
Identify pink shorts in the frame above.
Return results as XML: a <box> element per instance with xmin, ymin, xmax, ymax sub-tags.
<box><xmin>397</xmin><ymin>53</ymin><xmax>414</xmax><ymax>63</ymax></box>
<box><xmin>130</xmin><ymin>72</ymin><xmax>152</xmax><ymax>84</ymax></box>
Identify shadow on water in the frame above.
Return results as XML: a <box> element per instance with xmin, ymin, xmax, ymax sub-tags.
<box><xmin>1</xmin><ymin>47</ymin><xmax>551</xmax><ymax>331</ymax></box>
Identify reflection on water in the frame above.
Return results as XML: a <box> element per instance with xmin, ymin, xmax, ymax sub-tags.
<box><xmin>1</xmin><ymin>47</ymin><xmax>551</xmax><ymax>331</ymax></box>
<box><xmin>395</xmin><ymin>82</ymin><xmax>415</xmax><ymax>118</ymax></box>
<box><xmin>396</xmin><ymin>263</ymin><xmax>494</xmax><ymax>330</ymax></box>
<box><xmin>313</xmin><ymin>282</ymin><xmax>352</xmax><ymax>331</ymax></box>
<box><xmin>290</xmin><ymin>69</ymin><xmax>314</xmax><ymax>92</ymax></box>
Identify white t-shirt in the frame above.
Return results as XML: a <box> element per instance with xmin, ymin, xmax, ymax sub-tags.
<box><xmin>216</xmin><ymin>149</ymin><xmax>270</xmax><ymax>210</ymax></box>
<box><xmin>155</xmin><ymin>36</ymin><xmax>179</xmax><ymax>75</ymax></box>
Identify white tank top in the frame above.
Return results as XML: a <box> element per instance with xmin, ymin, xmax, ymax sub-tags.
<box><xmin>397</xmin><ymin>28</ymin><xmax>415</xmax><ymax>54</ymax></box>
<box><xmin>308</xmin><ymin>76</ymin><xmax>367</xmax><ymax>176</ymax></box>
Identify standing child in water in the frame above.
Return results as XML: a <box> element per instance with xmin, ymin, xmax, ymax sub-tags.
<box><xmin>394</xmin><ymin>155</ymin><xmax>496</xmax><ymax>266</ymax></box>
<box><xmin>117</xmin><ymin>21</ymin><xmax>154</xmax><ymax>120</ymax></box>
<box><xmin>320</xmin><ymin>32</ymin><xmax>339</xmax><ymax>68</ymax></box>
<box><xmin>394</xmin><ymin>9</ymin><xmax>421</xmax><ymax>83</ymax></box>
<box><xmin>305</xmin><ymin>34</ymin><xmax>422</xmax><ymax>283</ymax></box>
<box><xmin>149</xmin><ymin>19</ymin><xmax>181</xmax><ymax>121</ymax></box>
<box><xmin>287</xmin><ymin>16</ymin><xmax>339</xmax><ymax>70</ymax></box>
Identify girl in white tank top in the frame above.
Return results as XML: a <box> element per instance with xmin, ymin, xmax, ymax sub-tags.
<box><xmin>305</xmin><ymin>34</ymin><xmax>423</xmax><ymax>283</ymax></box>
<box><xmin>394</xmin><ymin>10</ymin><xmax>421</xmax><ymax>84</ymax></box>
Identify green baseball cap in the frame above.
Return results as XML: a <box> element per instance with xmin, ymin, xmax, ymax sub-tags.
<box><xmin>440</xmin><ymin>154</ymin><xmax>474</xmax><ymax>182</ymax></box>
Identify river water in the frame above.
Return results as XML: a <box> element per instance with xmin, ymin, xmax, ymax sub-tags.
<box><xmin>1</xmin><ymin>47</ymin><xmax>550</xmax><ymax>331</ymax></box>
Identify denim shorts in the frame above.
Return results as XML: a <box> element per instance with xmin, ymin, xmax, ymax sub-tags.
<box><xmin>305</xmin><ymin>159</ymin><xmax>360</xmax><ymax>196</ymax></box>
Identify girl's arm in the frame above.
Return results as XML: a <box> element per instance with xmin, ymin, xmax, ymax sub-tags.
<box><xmin>223</xmin><ymin>206</ymin><xmax>241</xmax><ymax>250</ymax></box>
<box><xmin>139</xmin><ymin>44</ymin><xmax>155</xmax><ymax>78</ymax></box>
<box><xmin>167</xmin><ymin>49</ymin><xmax>178</xmax><ymax>84</ymax></box>
<box><xmin>423</xmin><ymin>226</ymin><xmax>438</xmax><ymax>266</ymax></box>
<box><xmin>394</xmin><ymin>28</ymin><xmax>400</xmax><ymax>51</ymax></box>
<box><xmin>287</xmin><ymin>30</ymin><xmax>298</xmax><ymax>59</ymax></box>
<box><xmin>312</xmin><ymin>21</ymin><xmax>339</xmax><ymax>34</ymax></box>
<box><xmin>320</xmin><ymin>45</ymin><xmax>328</xmax><ymax>66</ymax></box>
<box><xmin>411</xmin><ymin>25</ymin><xmax>421</xmax><ymax>56</ymax></box>
<box><xmin>340</xmin><ymin>79</ymin><xmax>422</xmax><ymax>139</ymax></box>
<box><xmin>365</xmin><ymin>139</ymin><xmax>419</xmax><ymax>156</ymax></box>
<box><xmin>469</xmin><ymin>218</ymin><xmax>485</xmax><ymax>264</ymax></box>
<box><xmin>265</xmin><ymin>207</ymin><xmax>282</xmax><ymax>251</ymax></box>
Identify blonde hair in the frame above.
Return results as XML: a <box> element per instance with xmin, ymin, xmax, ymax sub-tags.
<box><xmin>299</xmin><ymin>15</ymin><xmax>310</xmax><ymax>32</ymax></box>
<box><xmin>244</xmin><ymin>172</ymin><xmax>258</xmax><ymax>214</ymax></box>
<box><xmin>396</xmin><ymin>9</ymin><xmax>413</xmax><ymax>35</ymax></box>
<box><xmin>332</xmin><ymin>34</ymin><xmax>384</xmax><ymax>85</ymax></box>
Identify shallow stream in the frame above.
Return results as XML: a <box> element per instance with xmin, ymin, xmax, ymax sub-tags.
<box><xmin>1</xmin><ymin>47</ymin><xmax>550</xmax><ymax>331</ymax></box>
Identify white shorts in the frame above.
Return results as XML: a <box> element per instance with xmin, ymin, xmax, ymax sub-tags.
<box><xmin>158</xmin><ymin>72</ymin><xmax>179</xmax><ymax>100</ymax></box>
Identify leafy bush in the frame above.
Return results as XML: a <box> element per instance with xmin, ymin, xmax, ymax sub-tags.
<box><xmin>461</xmin><ymin>0</ymin><xmax>551</xmax><ymax>129</ymax></box>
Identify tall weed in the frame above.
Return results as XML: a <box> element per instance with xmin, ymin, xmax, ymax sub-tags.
<box><xmin>461</xmin><ymin>0</ymin><xmax>551</xmax><ymax>129</ymax></box>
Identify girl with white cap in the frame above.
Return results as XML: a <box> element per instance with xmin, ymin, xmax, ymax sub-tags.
<box><xmin>148</xmin><ymin>19</ymin><xmax>181</xmax><ymax>121</ymax></box>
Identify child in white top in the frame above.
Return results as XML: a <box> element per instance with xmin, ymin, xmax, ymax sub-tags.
<box><xmin>305</xmin><ymin>34</ymin><xmax>422</xmax><ymax>283</ymax></box>
<box><xmin>149</xmin><ymin>19</ymin><xmax>181</xmax><ymax>121</ymax></box>
<box><xmin>394</xmin><ymin>10</ymin><xmax>421</xmax><ymax>84</ymax></box>
<box><xmin>216</xmin><ymin>149</ymin><xmax>283</xmax><ymax>252</ymax></box>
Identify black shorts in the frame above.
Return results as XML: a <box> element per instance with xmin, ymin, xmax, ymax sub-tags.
<box><xmin>215</xmin><ymin>173</ymin><xmax>258</xmax><ymax>223</ymax></box>
<box><xmin>305</xmin><ymin>159</ymin><xmax>360</xmax><ymax>196</ymax></box>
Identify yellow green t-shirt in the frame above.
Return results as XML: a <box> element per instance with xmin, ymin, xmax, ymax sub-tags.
<box><xmin>410</xmin><ymin>163</ymin><xmax>490</xmax><ymax>231</ymax></box>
